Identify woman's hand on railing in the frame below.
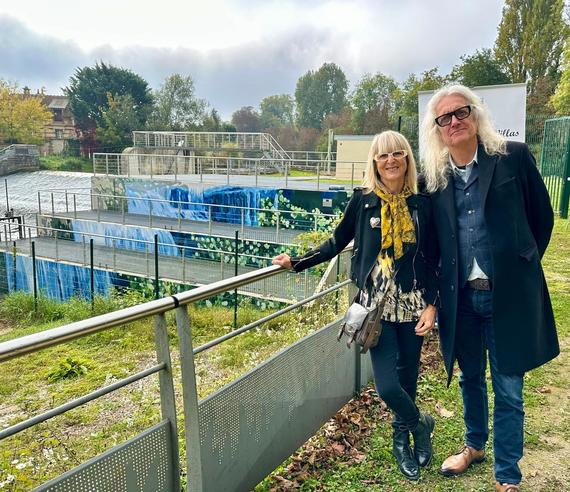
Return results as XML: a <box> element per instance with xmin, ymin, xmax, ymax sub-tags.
<box><xmin>272</xmin><ymin>253</ymin><xmax>292</xmax><ymax>270</ymax></box>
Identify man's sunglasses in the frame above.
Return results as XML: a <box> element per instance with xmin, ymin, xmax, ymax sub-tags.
<box><xmin>435</xmin><ymin>105</ymin><xmax>472</xmax><ymax>127</ymax></box>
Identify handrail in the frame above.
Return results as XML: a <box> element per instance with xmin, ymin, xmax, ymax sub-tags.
<box><xmin>0</xmin><ymin>264</ymin><xmax>284</xmax><ymax>362</ymax></box>
<box><xmin>39</xmin><ymin>189</ymin><xmax>340</xmax><ymax>219</ymax></box>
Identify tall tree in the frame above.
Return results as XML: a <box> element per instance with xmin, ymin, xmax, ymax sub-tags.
<box><xmin>64</xmin><ymin>62</ymin><xmax>153</xmax><ymax>135</ymax></box>
<box><xmin>96</xmin><ymin>93</ymin><xmax>145</xmax><ymax>152</ymax></box>
<box><xmin>551</xmin><ymin>36</ymin><xmax>570</xmax><ymax>113</ymax></box>
<box><xmin>231</xmin><ymin>106</ymin><xmax>262</xmax><ymax>132</ymax></box>
<box><xmin>259</xmin><ymin>94</ymin><xmax>295</xmax><ymax>128</ymax></box>
<box><xmin>394</xmin><ymin>68</ymin><xmax>446</xmax><ymax>117</ymax></box>
<box><xmin>495</xmin><ymin>0</ymin><xmax>568</xmax><ymax>94</ymax></box>
<box><xmin>0</xmin><ymin>81</ymin><xmax>52</xmax><ymax>145</ymax></box>
<box><xmin>295</xmin><ymin>63</ymin><xmax>348</xmax><ymax>128</ymax></box>
<box><xmin>148</xmin><ymin>74</ymin><xmax>206</xmax><ymax>130</ymax></box>
<box><xmin>449</xmin><ymin>49</ymin><xmax>511</xmax><ymax>87</ymax></box>
<box><xmin>351</xmin><ymin>73</ymin><xmax>398</xmax><ymax>133</ymax></box>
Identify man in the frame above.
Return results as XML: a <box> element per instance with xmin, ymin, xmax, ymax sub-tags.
<box><xmin>421</xmin><ymin>85</ymin><xmax>558</xmax><ymax>492</ymax></box>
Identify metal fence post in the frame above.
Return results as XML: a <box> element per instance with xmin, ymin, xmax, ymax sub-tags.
<box><xmin>90</xmin><ymin>238</ymin><xmax>94</xmax><ymax>310</ymax></box>
<box><xmin>154</xmin><ymin>234</ymin><xmax>159</xmax><ymax>300</ymax></box>
<box><xmin>175</xmin><ymin>305</ymin><xmax>205</xmax><ymax>492</ymax></box>
<box><xmin>37</xmin><ymin>191</ymin><xmax>42</xmax><ymax>215</ymax></box>
<box><xmin>153</xmin><ymin>313</ymin><xmax>182</xmax><ymax>491</ymax></box>
<box><xmin>560</xmin><ymin>128</ymin><xmax>570</xmax><ymax>219</ymax></box>
<box><xmin>234</xmin><ymin>230</ymin><xmax>239</xmax><ymax>330</ymax></box>
<box><xmin>31</xmin><ymin>240</ymin><xmax>37</xmax><ymax>311</ymax></box>
<box><xmin>12</xmin><ymin>241</ymin><xmax>17</xmax><ymax>291</ymax></box>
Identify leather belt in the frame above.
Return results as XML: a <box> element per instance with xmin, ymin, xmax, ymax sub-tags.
<box><xmin>467</xmin><ymin>278</ymin><xmax>492</xmax><ymax>291</ymax></box>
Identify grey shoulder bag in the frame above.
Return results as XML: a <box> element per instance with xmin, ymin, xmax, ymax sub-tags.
<box><xmin>337</xmin><ymin>293</ymin><xmax>387</xmax><ymax>354</ymax></box>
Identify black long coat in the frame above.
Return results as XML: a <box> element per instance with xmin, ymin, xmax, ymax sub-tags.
<box><xmin>430</xmin><ymin>141</ymin><xmax>559</xmax><ymax>381</ymax></box>
<box><xmin>291</xmin><ymin>189</ymin><xmax>439</xmax><ymax>306</ymax></box>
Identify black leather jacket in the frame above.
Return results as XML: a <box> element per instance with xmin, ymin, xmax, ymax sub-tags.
<box><xmin>291</xmin><ymin>188</ymin><xmax>439</xmax><ymax>305</ymax></box>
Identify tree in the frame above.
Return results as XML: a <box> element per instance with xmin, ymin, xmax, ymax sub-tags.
<box><xmin>231</xmin><ymin>106</ymin><xmax>261</xmax><ymax>132</ymax></box>
<box><xmin>449</xmin><ymin>49</ymin><xmax>511</xmax><ymax>87</ymax></box>
<box><xmin>96</xmin><ymin>93</ymin><xmax>145</xmax><ymax>152</ymax></box>
<box><xmin>64</xmin><ymin>62</ymin><xmax>153</xmax><ymax>135</ymax></box>
<box><xmin>0</xmin><ymin>81</ymin><xmax>52</xmax><ymax>145</ymax></box>
<box><xmin>148</xmin><ymin>74</ymin><xmax>206</xmax><ymax>130</ymax></box>
<box><xmin>295</xmin><ymin>63</ymin><xmax>348</xmax><ymax>128</ymax></box>
<box><xmin>495</xmin><ymin>0</ymin><xmax>569</xmax><ymax>94</ymax></box>
<box><xmin>259</xmin><ymin>94</ymin><xmax>295</xmax><ymax>128</ymax></box>
<box><xmin>351</xmin><ymin>73</ymin><xmax>398</xmax><ymax>133</ymax></box>
<box><xmin>551</xmin><ymin>36</ymin><xmax>570</xmax><ymax>114</ymax></box>
<box><xmin>395</xmin><ymin>68</ymin><xmax>446</xmax><ymax>117</ymax></box>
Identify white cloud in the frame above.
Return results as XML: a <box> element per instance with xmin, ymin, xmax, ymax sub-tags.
<box><xmin>0</xmin><ymin>1</ymin><xmax>504</xmax><ymax>118</ymax></box>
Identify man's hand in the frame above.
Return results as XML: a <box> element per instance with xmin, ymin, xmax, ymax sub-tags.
<box><xmin>272</xmin><ymin>253</ymin><xmax>293</xmax><ymax>270</ymax></box>
<box><xmin>415</xmin><ymin>304</ymin><xmax>436</xmax><ymax>336</ymax></box>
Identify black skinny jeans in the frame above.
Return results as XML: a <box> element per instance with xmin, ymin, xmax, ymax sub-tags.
<box><xmin>369</xmin><ymin>320</ymin><xmax>424</xmax><ymax>432</ymax></box>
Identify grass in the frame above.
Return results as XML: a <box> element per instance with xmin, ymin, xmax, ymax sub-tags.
<box><xmin>39</xmin><ymin>155</ymin><xmax>92</xmax><ymax>173</ymax></box>
<box><xmin>257</xmin><ymin>218</ymin><xmax>570</xmax><ymax>491</ymax></box>
<box><xmin>0</xmin><ymin>286</ymin><xmax>349</xmax><ymax>490</ymax></box>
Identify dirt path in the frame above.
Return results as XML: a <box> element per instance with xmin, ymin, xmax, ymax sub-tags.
<box><xmin>520</xmin><ymin>335</ymin><xmax>570</xmax><ymax>491</ymax></box>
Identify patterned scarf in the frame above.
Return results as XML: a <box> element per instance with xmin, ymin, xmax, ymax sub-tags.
<box><xmin>373</xmin><ymin>185</ymin><xmax>416</xmax><ymax>278</ymax></box>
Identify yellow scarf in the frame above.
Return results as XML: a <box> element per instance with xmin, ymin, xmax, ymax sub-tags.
<box><xmin>373</xmin><ymin>185</ymin><xmax>416</xmax><ymax>277</ymax></box>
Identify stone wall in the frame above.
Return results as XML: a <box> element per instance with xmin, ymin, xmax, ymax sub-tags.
<box><xmin>0</xmin><ymin>145</ymin><xmax>40</xmax><ymax>175</ymax></box>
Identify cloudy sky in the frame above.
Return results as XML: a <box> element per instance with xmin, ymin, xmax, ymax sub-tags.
<box><xmin>0</xmin><ymin>0</ymin><xmax>505</xmax><ymax>118</ymax></box>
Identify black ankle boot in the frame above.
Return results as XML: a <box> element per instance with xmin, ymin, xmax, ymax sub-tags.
<box><xmin>411</xmin><ymin>412</ymin><xmax>435</xmax><ymax>467</ymax></box>
<box><xmin>392</xmin><ymin>428</ymin><xmax>420</xmax><ymax>480</ymax></box>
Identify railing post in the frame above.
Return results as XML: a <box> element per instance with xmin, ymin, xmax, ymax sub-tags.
<box><xmin>90</xmin><ymin>238</ymin><xmax>94</xmax><ymax>310</ymax></box>
<box><xmin>241</xmin><ymin>208</ymin><xmax>245</xmax><ymax>236</ymax></box>
<box><xmin>51</xmin><ymin>192</ymin><xmax>55</xmax><ymax>216</ymax></box>
<box><xmin>255</xmin><ymin>160</ymin><xmax>258</xmax><ymax>187</ymax></box>
<box><xmin>12</xmin><ymin>241</ymin><xmax>17</xmax><ymax>291</ymax></box>
<box><xmin>65</xmin><ymin>191</ymin><xmax>69</xmax><ymax>213</ymax></box>
<box><xmin>31</xmin><ymin>240</ymin><xmax>37</xmax><ymax>311</ymax></box>
<box><xmin>276</xmin><ymin>211</ymin><xmax>280</xmax><ymax>242</ymax></box>
<box><xmin>149</xmin><ymin>200</ymin><xmax>153</xmax><ymax>228</ymax></box>
<box><xmin>37</xmin><ymin>191</ymin><xmax>42</xmax><ymax>215</ymax></box>
<box><xmin>234</xmin><ymin>230</ymin><xmax>239</xmax><ymax>330</ymax></box>
<box><xmin>175</xmin><ymin>305</ymin><xmax>205</xmax><ymax>492</ymax></box>
<box><xmin>153</xmin><ymin>313</ymin><xmax>182</xmax><ymax>491</ymax></box>
<box><xmin>285</xmin><ymin>162</ymin><xmax>289</xmax><ymax>188</ymax></box>
<box><xmin>208</xmin><ymin>206</ymin><xmax>212</xmax><ymax>235</ymax></box>
<box><xmin>73</xmin><ymin>194</ymin><xmax>77</xmax><ymax>219</ymax></box>
<box><xmin>154</xmin><ymin>234</ymin><xmax>159</xmax><ymax>300</ymax></box>
<box><xmin>317</xmin><ymin>161</ymin><xmax>320</xmax><ymax>191</ymax></box>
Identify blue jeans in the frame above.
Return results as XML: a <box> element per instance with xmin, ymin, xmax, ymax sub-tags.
<box><xmin>456</xmin><ymin>287</ymin><xmax>524</xmax><ymax>484</ymax></box>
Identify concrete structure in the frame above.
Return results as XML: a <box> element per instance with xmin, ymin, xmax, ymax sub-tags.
<box><xmin>0</xmin><ymin>145</ymin><xmax>39</xmax><ymax>175</ymax></box>
<box><xmin>334</xmin><ymin>135</ymin><xmax>373</xmax><ymax>181</ymax></box>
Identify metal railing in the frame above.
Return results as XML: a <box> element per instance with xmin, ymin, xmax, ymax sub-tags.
<box><xmin>36</xmin><ymin>189</ymin><xmax>341</xmax><ymax>243</ymax></box>
<box><xmin>0</xmin><ymin>222</ymin><xmax>315</xmax><ymax>303</ymax></box>
<box><xmin>92</xmin><ymin>152</ymin><xmax>365</xmax><ymax>190</ymax></box>
<box><xmin>0</xmin><ymin>250</ymin><xmax>362</xmax><ymax>491</ymax></box>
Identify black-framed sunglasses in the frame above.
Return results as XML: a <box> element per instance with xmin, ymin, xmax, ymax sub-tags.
<box><xmin>434</xmin><ymin>105</ymin><xmax>472</xmax><ymax>127</ymax></box>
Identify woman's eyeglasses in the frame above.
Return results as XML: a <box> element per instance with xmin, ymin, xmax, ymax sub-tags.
<box><xmin>375</xmin><ymin>150</ymin><xmax>407</xmax><ymax>163</ymax></box>
<box><xmin>434</xmin><ymin>105</ymin><xmax>472</xmax><ymax>127</ymax></box>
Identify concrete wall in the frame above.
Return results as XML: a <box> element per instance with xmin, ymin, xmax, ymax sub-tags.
<box><xmin>0</xmin><ymin>145</ymin><xmax>40</xmax><ymax>176</ymax></box>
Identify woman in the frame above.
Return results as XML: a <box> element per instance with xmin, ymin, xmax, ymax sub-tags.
<box><xmin>272</xmin><ymin>131</ymin><xmax>438</xmax><ymax>481</ymax></box>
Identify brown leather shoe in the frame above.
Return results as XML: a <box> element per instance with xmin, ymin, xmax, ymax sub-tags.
<box><xmin>440</xmin><ymin>445</ymin><xmax>485</xmax><ymax>476</ymax></box>
<box><xmin>495</xmin><ymin>482</ymin><xmax>520</xmax><ymax>492</ymax></box>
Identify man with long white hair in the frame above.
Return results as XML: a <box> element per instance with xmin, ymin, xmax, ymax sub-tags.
<box><xmin>421</xmin><ymin>84</ymin><xmax>558</xmax><ymax>492</ymax></box>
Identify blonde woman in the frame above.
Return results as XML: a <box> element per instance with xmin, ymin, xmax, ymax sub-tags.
<box><xmin>273</xmin><ymin>131</ymin><xmax>438</xmax><ymax>481</ymax></box>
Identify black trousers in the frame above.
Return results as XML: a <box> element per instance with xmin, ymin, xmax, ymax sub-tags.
<box><xmin>368</xmin><ymin>320</ymin><xmax>424</xmax><ymax>431</ymax></box>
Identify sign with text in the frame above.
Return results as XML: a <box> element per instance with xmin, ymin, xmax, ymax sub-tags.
<box><xmin>418</xmin><ymin>83</ymin><xmax>527</xmax><ymax>158</ymax></box>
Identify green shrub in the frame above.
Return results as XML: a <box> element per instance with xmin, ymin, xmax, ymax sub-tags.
<box><xmin>46</xmin><ymin>356</ymin><xmax>89</xmax><ymax>382</ymax></box>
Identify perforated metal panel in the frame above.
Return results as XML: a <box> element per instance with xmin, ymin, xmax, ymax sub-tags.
<box><xmin>197</xmin><ymin>319</ymin><xmax>357</xmax><ymax>492</ymax></box>
<box><xmin>34</xmin><ymin>421</ymin><xmax>175</xmax><ymax>492</ymax></box>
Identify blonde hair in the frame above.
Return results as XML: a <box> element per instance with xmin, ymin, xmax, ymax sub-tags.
<box><xmin>421</xmin><ymin>84</ymin><xmax>507</xmax><ymax>192</ymax></box>
<box><xmin>362</xmin><ymin>130</ymin><xmax>417</xmax><ymax>194</ymax></box>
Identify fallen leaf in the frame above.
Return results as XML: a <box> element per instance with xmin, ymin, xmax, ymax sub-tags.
<box><xmin>435</xmin><ymin>403</ymin><xmax>455</xmax><ymax>418</ymax></box>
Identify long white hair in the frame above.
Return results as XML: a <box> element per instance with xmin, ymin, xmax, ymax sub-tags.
<box><xmin>421</xmin><ymin>84</ymin><xmax>506</xmax><ymax>192</ymax></box>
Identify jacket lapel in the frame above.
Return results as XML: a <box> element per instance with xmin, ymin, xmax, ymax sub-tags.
<box><xmin>477</xmin><ymin>143</ymin><xmax>497</xmax><ymax>211</ymax></box>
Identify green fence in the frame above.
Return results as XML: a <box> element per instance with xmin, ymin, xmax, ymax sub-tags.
<box><xmin>539</xmin><ymin>117</ymin><xmax>570</xmax><ymax>218</ymax></box>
